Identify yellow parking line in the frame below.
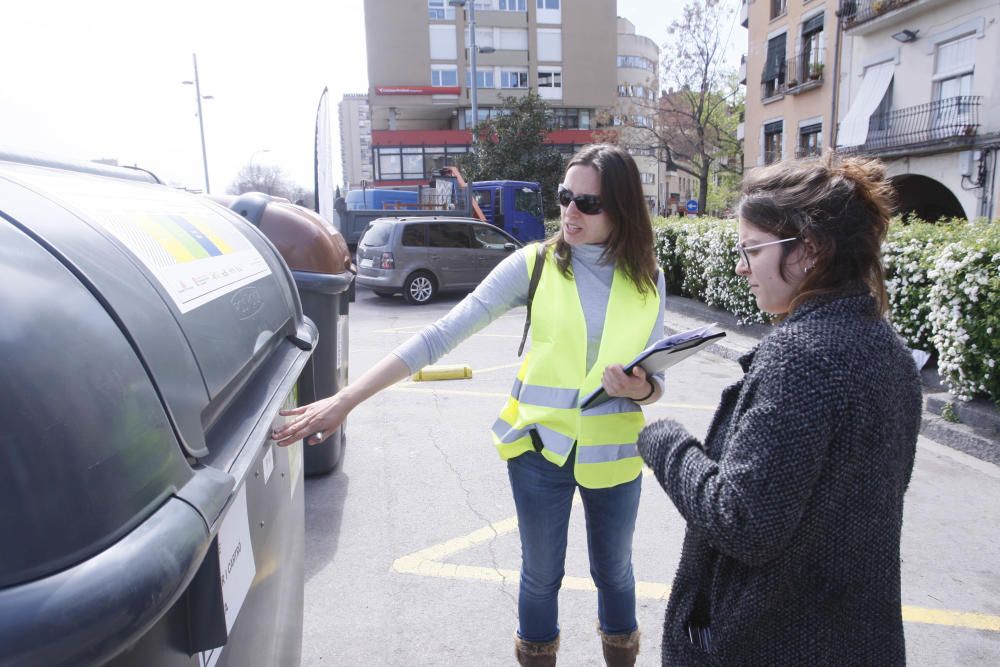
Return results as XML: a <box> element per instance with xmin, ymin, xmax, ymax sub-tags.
<box><xmin>902</xmin><ymin>607</ymin><xmax>1000</xmax><ymax>632</ymax></box>
<box><xmin>474</xmin><ymin>362</ymin><xmax>523</xmax><ymax>375</ymax></box>
<box><xmin>389</xmin><ymin>386</ymin><xmax>510</xmax><ymax>399</ymax></box>
<box><xmin>392</xmin><ymin>498</ymin><xmax>1000</xmax><ymax>632</ymax></box>
<box><xmin>387</xmin><ymin>385</ymin><xmax>715</xmax><ymax>411</ymax></box>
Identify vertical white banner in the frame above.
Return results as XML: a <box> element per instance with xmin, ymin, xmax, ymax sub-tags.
<box><xmin>314</xmin><ymin>87</ymin><xmax>336</xmax><ymax>230</ymax></box>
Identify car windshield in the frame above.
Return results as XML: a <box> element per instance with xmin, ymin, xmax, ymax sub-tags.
<box><xmin>361</xmin><ymin>221</ymin><xmax>393</xmax><ymax>247</ymax></box>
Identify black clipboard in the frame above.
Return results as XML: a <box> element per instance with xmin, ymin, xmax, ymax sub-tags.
<box><xmin>580</xmin><ymin>324</ymin><xmax>726</xmax><ymax>410</ymax></box>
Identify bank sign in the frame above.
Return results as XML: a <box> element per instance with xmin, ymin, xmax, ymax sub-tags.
<box><xmin>375</xmin><ymin>86</ymin><xmax>460</xmax><ymax>95</ymax></box>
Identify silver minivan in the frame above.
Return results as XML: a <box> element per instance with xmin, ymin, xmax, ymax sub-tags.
<box><xmin>355</xmin><ymin>216</ymin><xmax>522</xmax><ymax>304</ymax></box>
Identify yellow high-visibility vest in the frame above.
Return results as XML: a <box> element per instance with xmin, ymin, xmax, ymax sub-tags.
<box><xmin>491</xmin><ymin>244</ymin><xmax>661</xmax><ymax>488</ymax></box>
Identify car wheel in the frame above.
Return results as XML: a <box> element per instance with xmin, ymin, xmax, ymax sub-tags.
<box><xmin>374</xmin><ymin>290</ymin><xmax>394</xmax><ymax>298</ymax></box>
<box><xmin>403</xmin><ymin>271</ymin><xmax>436</xmax><ymax>305</ymax></box>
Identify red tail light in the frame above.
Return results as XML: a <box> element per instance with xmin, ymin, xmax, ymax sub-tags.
<box><xmin>380</xmin><ymin>252</ymin><xmax>395</xmax><ymax>269</ymax></box>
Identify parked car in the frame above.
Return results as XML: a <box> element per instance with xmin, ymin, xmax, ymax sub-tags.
<box><xmin>355</xmin><ymin>216</ymin><xmax>522</xmax><ymax>304</ymax></box>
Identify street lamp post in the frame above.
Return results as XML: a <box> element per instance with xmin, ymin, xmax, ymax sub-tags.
<box><xmin>449</xmin><ymin>0</ymin><xmax>494</xmax><ymax>142</ymax></box>
<box><xmin>182</xmin><ymin>53</ymin><xmax>214</xmax><ymax>193</ymax></box>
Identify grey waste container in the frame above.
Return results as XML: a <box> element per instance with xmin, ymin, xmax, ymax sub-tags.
<box><xmin>225</xmin><ymin>193</ymin><xmax>354</xmax><ymax>476</ymax></box>
<box><xmin>0</xmin><ymin>154</ymin><xmax>316</xmax><ymax>667</ymax></box>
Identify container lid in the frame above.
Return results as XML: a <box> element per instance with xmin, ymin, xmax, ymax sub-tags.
<box><xmin>224</xmin><ymin>193</ymin><xmax>353</xmax><ymax>274</ymax></box>
<box><xmin>0</xmin><ymin>160</ymin><xmax>305</xmax><ymax>458</ymax></box>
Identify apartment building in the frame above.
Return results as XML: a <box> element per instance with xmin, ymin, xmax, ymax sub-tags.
<box><xmin>356</xmin><ymin>0</ymin><xmax>616</xmax><ymax>187</ymax></box>
<box><xmin>339</xmin><ymin>94</ymin><xmax>373</xmax><ymax>189</ymax></box>
<box><xmin>741</xmin><ymin>0</ymin><xmax>836</xmax><ymax>169</ymax></box>
<box><xmin>835</xmin><ymin>0</ymin><xmax>1000</xmax><ymax>221</ymax></box>
<box><xmin>615</xmin><ymin>17</ymin><xmax>662</xmax><ymax>211</ymax></box>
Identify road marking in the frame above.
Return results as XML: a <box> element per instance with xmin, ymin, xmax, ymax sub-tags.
<box><xmin>375</xmin><ymin>326</ymin><xmax>522</xmax><ymax>339</ymax></box>
<box><xmin>391</xmin><ymin>494</ymin><xmax>672</xmax><ymax>601</ymax></box>
<box><xmin>474</xmin><ymin>362</ymin><xmax>523</xmax><ymax>375</ymax></box>
<box><xmin>388</xmin><ymin>385</ymin><xmax>715</xmax><ymax>411</ymax></box>
<box><xmin>392</xmin><ymin>492</ymin><xmax>1000</xmax><ymax>633</ymax></box>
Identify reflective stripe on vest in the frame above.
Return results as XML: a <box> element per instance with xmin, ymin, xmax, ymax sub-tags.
<box><xmin>491</xmin><ymin>243</ymin><xmax>660</xmax><ymax>489</ymax></box>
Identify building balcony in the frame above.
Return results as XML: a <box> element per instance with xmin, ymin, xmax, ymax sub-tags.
<box><xmin>740</xmin><ymin>0</ymin><xmax>749</xmax><ymax>27</ymax></box>
<box><xmin>795</xmin><ymin>147</ymin><xmax>823</xmax><ymax>158</ymax></box>
<box><xmin>838</xmin><ymin>96</ymin><xmax>981</xmax><ymax>156</ymax></box>
<box><xmin>739</xmin><ymin>55</ymin><xmax>747</xmax><ymax>85</ymax></box>
<box><xmin>761</xmin><ymin>54</ymin><xmax>825</xmax><ymax>100</ymax></box>
<box><xmin>838</xmin><ymin>0</ymin><xmax>943</xmax><ymax>32</ymax></box>
<box><xmin>783</xmin><ymin>55</ymin><xmax>824</xmax><ymax>94</ymax></box>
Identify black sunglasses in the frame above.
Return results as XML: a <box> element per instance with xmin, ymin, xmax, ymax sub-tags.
<box><xmin>557</xmin><ymin>185</ymin><xmax>603</xmax><ymax>215</ymax></box>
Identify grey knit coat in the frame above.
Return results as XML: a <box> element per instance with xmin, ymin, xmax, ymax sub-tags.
<box><xmin>637</xmin><ymin>293</ymin><xmax>922</xmax><ymax>666</ymax></box>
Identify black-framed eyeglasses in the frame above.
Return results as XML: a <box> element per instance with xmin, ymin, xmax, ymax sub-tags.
<box><xmin>737</xmin><ymin>237</ymin><xmax>798</xmax><ymax>271</ymax></box>
<box><xmin>557</xmin><ymin>185</ymin><xmax>603</xmax><ymax>215</ymax></box>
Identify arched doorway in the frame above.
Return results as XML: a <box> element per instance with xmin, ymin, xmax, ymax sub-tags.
<box><xmin>891</xmin><ymin>174</ymin><xmax>966</xmax><ymax>222</ymax></box>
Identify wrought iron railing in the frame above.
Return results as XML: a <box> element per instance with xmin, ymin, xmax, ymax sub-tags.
<box><xmin>761</xmin><ymin>53</ymin><xmax>825</xmax><ymax>98</ymax></box>
<box><xmin>795</xmin><ymin>147</ymin><xmax>823</xmax><ymax>158</ymax></box>
<box><xmin>839</xmin><ymin>96</ymin><xmax>981</xmax><ymax>154</ymax></box>
<box><xmin>838</xmin><ymin>0</ymin><xmax>918</xmax><ymax>29</ymax></box>
<box><xmin>784</xmin><ymin>55</ymin><xmax>824</xmax><ymax>89</ymax></box>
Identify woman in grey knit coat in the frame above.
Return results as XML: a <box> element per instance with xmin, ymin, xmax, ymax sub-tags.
<box><xmin>637</xmin><ymin>156</ymin><xmax>922</xmax><ymax>665</ymax></box>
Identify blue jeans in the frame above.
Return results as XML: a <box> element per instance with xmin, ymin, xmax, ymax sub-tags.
<box><xmin>507</xmin><ymin>450</ymin><xmax>642</xmax><ymax>643</ymax></box>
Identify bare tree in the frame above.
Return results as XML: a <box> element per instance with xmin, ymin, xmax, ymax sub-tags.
<box><xmin>227</xmin><ymin>163</ymin><xmax>310</xmax><ymax>203</ymax></box>
<box><xmin>621</xmin><ymin>0</ymin><xmax>744</xmax><ymax>214</ymax></box>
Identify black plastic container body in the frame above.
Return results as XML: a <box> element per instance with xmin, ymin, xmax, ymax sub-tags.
<box><xmin>0</xmin><ymin>157</ymin><xmax>317</xmax><ymax>667</ymax></box>
<box><xmin>225</xmin><ymin>194</ymin><xmax>355</xmax><ymax>476</ymax></box>
<box><xmin>294</xmin><ymin>271</ymin><xmax>353</xmax><ymax>474</ymax></box>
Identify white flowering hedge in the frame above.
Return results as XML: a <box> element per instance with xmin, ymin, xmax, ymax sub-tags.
<box><xmin>653</xmin><ymin>216</ymin><xmax>1000</xmax><ymax>405</ymax></box>
<box><xmin>653</xmin><ymin>218</ymin><xmax>766</xmax><ymax>324</ymax></box>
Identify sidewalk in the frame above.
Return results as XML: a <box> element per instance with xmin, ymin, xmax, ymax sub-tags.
<box><xmin>663</xmin><ymin>295</ymin><xmax>1000</xmax><ymax>466</ymax></box>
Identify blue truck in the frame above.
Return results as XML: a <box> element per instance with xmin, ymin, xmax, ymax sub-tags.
<box><xmin>470</xmin><ymin>180</ymin><xmax>545</xmax><ymax>244</ymax></box>
<box><xmin>337</xmin><ymin>169</ymin><xmax>544</xmax><ymax>250</ymax></box>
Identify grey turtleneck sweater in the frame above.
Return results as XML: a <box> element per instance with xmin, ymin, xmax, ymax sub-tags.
<box><xmin>392</xmin><ymin>243</ymin><xmax>666</xmax><ymax>389</ymax></box>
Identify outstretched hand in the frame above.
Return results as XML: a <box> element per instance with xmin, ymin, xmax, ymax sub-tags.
<box><xmin>273</xmin><ymin>395</ymin><xmax>351</xmax><ymax>447</ymax></box>
<box><xmin>602</xmin><ymin>364</ymin><xmax>653</xmax><ymax>401</ymax></box>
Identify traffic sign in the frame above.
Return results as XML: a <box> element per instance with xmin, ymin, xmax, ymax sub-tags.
<box><xmin>685</xmin><ymin>199</ymin><xmax>699</xmax><ymax>214</ymax></box>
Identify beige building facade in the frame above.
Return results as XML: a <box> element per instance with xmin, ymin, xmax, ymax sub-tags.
<box><xmin>835</xmin><ymin>0</ymin><xmax>1000</xmax><ymax>221</ymax></box>
<box><xmin>357</xmin><ymin>0</ymin><xmax>616</xmax><ymax>186</ymax></box>
<box><xmin>338</xmin><ymin>94</ymin><xmax>373</xmax><ymax>189</ymax></box>
<box><xmin>615</xmin><ymin>17</ymin><xmax>662</xmax><ymax>211</ymax></box>
<box><xmin>741</xmin><ymin>0</ymin><xmax>836</xmax><ymax>168</ymax></box>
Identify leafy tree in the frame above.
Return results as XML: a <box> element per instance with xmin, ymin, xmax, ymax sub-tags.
<box><xmin>457</xmin><ymin>93</ymin><xmax>567</xmax><ymax>219</ymax></box>
<box><xmin>623</xmin><ymin>0</ymin><xmax>744</xmax><ymax>214</ymax></box>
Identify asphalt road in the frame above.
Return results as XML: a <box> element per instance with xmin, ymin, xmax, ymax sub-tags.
<box><xmin>301</xmin><ymin>286</ymin><xmax>1000</xmax><ymax>666</ymax></box>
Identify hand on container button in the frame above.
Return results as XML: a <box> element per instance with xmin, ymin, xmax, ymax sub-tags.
<box><xmin>273</xmin><ymin>394</ymin><xmax>349</xmax><ymax>447</ymax></box>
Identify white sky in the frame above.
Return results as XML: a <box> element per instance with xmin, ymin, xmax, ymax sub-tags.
<box><xmin>0</xmin><ymin>1</ymin><xmax>742</xmax><ymax>194</ymax></box>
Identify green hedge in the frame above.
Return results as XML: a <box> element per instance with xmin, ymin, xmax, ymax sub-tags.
<box><xmin>650</xmin><ymin>216</ymin><xmax>1000</xmax><ymax>405</ymax></box>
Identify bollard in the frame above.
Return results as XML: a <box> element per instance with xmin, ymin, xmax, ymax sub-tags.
<box><xmin>411</xmin><ymin>364</ymin><xmax>473</xmax><ymax>381</ymax></box>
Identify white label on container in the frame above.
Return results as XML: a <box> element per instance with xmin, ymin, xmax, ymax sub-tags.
<box><xmin>217</xmin><ymin>484</ymin><xmax>256</xmax><ymax>634</ymax></box>
<box><xmin>0</xmin><ymin>166</ymin><xmax>272</xmax><ymax>313</ymax></box>
<box><xmin>335</xmin><ymin>316</ymin><xmax>346</xmax><ymax>372</ymax></box>
<box><xmin>262</xmin><ymin>445</ymin><xmax>275</xmax><ymax>485</ymax></box>
<box><xmin>288</xmin><ymin>440</ymin><xmax>302</xmax><ymax>500</ymax></box>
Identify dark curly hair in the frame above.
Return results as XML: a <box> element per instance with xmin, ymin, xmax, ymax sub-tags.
<box><xmin>737</xmin><ymin>154</ymin><xmax>895</xmax><ymax>316</ymax></box>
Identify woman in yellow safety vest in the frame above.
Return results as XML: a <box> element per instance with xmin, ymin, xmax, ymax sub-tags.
<box><xmin>274</xmin><ymin>144</ymin><xmax>666</xmax><ymax>666</ymax></box>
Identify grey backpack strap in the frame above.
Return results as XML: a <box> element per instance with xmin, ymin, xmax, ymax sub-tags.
<box><xmin>518</xmin><ymin>243</ymin><xmax>546</xmax><ymax>357</ymax></box>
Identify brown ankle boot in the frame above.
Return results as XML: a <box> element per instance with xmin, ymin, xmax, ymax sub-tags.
<box><xmin>514</xmin><ymin>634</ymin><xmax>559</xmax><ymax>666</ymax></box>
<box><xmin>598</xmin><ymin>627</ymin><xmax>640</xmax><ymax>667</ymax></box>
